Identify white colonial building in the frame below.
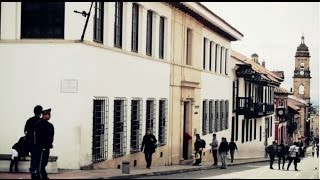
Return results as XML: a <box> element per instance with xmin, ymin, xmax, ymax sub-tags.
<box><xmin>0</xmin><ymin>2</ymin><xmax>244</xmax><ymax>170</ymax></box>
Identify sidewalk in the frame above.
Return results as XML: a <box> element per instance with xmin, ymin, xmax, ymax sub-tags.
<box><xmin>0</xmin><ymin>157</ymin><xmax>269</xmax><ymax>179</ymax></box>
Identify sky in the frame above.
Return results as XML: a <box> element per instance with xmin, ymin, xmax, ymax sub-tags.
<box><xmin>201</xmin><ymin>2</ymin><xmax>319</xmax><ymax>106</ymax></box>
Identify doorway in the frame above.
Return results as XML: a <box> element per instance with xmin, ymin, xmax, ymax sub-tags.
<box><xmin>183</xmin><ymin>101</ymin><xmax>191</xmax><ymax>160</ymax></box>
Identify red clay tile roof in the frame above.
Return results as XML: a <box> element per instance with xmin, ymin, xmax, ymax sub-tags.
<box><xmin>275</xmin><ymin>86</ymin><xmax>293</xmax><ymax>95</ymax></box>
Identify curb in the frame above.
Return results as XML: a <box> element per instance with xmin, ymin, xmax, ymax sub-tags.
<box><xmin>105</xmin><ymin>159</ymin><xmax>269</xmax><ymax>179</ymax></box>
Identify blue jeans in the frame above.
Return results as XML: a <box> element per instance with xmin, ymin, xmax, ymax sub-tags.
<box><xmin>220</xmin><ymin>152</ymin><xmax>227</xmax><ymax>168</ymax></box>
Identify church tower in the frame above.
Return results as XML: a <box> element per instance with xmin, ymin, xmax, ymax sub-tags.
<box><xmin>293</xmin><ymin>35</ymin><xmax>311</xmax><ymax>104</ymax></box>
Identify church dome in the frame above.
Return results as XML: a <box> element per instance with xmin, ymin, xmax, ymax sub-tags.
<box><xmin>251</xmin><ymin>53</ymin><xmax>259</xmax><ymax>58</ymax></box>
<box><xmin>295</xmin><ymin>35</ymin><xmax>310</xmax><ymax>57</ymax></box>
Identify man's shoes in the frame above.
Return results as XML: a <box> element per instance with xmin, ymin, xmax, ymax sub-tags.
<box><xmin>270</xmin><ymin>167</ymin><xmax>273</xmax><ymax>169</ymax></box>
<box><xmin>295</xmin><ymin>169</ymin><xmax>298</xmax><ymax>171</ymax></box>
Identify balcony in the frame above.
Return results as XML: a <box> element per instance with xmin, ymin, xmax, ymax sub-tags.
<box><xmin>236</xmin><ymin>97</ymin><xmax>275</xmax><ymax>118</ymax></box>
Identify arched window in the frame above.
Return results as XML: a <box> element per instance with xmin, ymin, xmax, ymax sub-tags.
<box><xmin>298</xmin><ymin>85</ymin><xmax>305</xmax><ymax>95</ymax></box>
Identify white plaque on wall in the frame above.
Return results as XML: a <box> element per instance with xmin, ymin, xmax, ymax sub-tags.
<box><xmin>61</xmin><ymin>79</ymin><xmax>78</xmax><ymax>93</ymax></box>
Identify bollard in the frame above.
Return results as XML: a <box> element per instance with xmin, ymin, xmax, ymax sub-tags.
<box><xmin>122</xmin><ymin>161</ymin><xmax>130</xmax><ymax>174</ymax></box>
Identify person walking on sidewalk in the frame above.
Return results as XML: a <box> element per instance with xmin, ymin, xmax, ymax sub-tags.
<box><xmin>266</xmin><ymin>141</ymin><xmax>277</xmax><ymax>169</ymax></box>
<box><xmin>287</xmin><ymin>142</ymin><xmax>300</xmax><ymax>171</ymax></box>
<box><xmin>228</xmin><ymin>138</ymin><xmax>238</xmax><ymax>163</ymax></box>
<box><xmin>141</xmin><ymin>129</ymin><xmax>157</xmax><ymax>169</ymax></box>
<box><xmin>210</xmin><ymin>133</ymin><xmax>219</xmax><ymax>165</ymax></box>
<box><xmin>193</xmin><ymin>134</ymin><xmax>206</xmax><ymax>166</ymax></box>
<box><xmin>276</xmin><ymin>140</ymin><xmax>286</xmax><ymax>170</ymax></box>
<box><xmin>218</xmin><ymin>137</ymin><xmax>229</xmax><ymax>169</ymax></box>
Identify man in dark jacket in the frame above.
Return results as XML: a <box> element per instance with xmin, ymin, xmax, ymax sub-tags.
<box><xmin>277</xmin><ymin>140</ymin><xmax>286</xmax><ymax>170</ymax></box>
<box><xmin>219</xmin><ymin>137</ymin><xmax>229</xmax><ymax>169</ymax></box>
<box><xmin>193</xmin><ymin>134</ymin><xmax>206</xmax><ymax>166</ymax></box>
<box><xmin>228</xmin><ymin>138</ymin><xmax>238</xmax><ymax>163</ymax></box>
<box><xmin>33</xmin><ymin>108</ymin><xmax>54</xmax><ymax>179</ymax></box>
<box><xmin>24</xmin><ymin>105</ymin><xmax>42</xmax><ymax>176</ymax></box>
<box><xmin>266</xmin><ymin>141</ymin><xmax>277</xmax><ymax>169</ymax></box>
<box><xmin>141</xmin><ymin>129</ymin><xmax>157</xmax><ymax>169</ymax></box>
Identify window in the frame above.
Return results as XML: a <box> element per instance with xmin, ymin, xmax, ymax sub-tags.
<box><xmin>215</xmin><ymin>44</ymin><xmax>219</xmax><ymax>72</ymax></box>
<box><xmin>254</xmin><ymin>119</ymin><xmax>257</xmax><ymax>140</ymax></box>
<box><xmin>246</xmin><ymin>119</ymin><xmax>249</xmax><ymax>142</ymax></box>
<box><xmin>299</xmin><ymin>85</ymin><xmax>305</xmax><ymax>95</ymax></box>
<box><xmin>131</xmin><ymin>3</ymin><xmax>139</xmax><ymax>52</ymax></box>
<box><xmin>159</xmin><ymin>17</ymin><xmax>165</xmax><ymax>59</ymax></box>
<box><xmin>220</xmin><ymin>46</ymin><xmax>223</xmax><ymax>73</ymax></box>
<box><xmin>233</xmin><ymin>80</ymin><xmax>238</xmax><ymax>111</ymax></box>
<box><xmin>259</xmin><ymin>126</ymin><xmax>262</xmax><ymax>141</ymax></box>
<box><xmin>93</xmin><ymin>2</ymin><xmax>104</xmax><ymax>43</ymax></box>
<box><xmin>114</xmin><ymin>2</ymin><xmax>123</xmax><ymax>48</ymax></box>
<box><xmin>231</xmin><ymin>116</ymin><xmax>235</xmax><ymax>141</ymax></box>
<box><xmin>92</xmin><ymin>97</ymin><xmax>108</xmax><ymax>162</ymax></box>
<box><xmin>113</xmin><ymin>98</ymin><xmax>127</xmax><ymax>158</ymax></box>
<box><xmin>130</xmin><ymin>98</ymin><xmax>142</xmax><ymax>153</ymax></box>
<box><xmin>202</xmin><ymin>100</ymin><xmax>208</xmax><ymax>135</ymax></box>
<box><xmin>241</xmin><ymin>119</ymin><xmax>245</xmax><ymax>143</ymax></box>
<box><xmin>146</xmin><ymin>10</ymin><xmax>153</xmax><ymax>56</ymax></box>
<box><xmin>21</xmin><ymin>2</ymin><xmax>65</xmax><ymax>39</ymax></box>
<box><xmin>209</xmin><ymin>100</ymin><xmax>214</xmax><ymax>133</ymax></box>
<box><xmin>220</xmin><ymin>100</ymin><xmax>224</xmax><ymax>131</ymax></box>
<box><xmin>249</xmin><ymin>119</ymin><xmax>252</xmax><ymax>141</ymax></box>
<box><xmin>225</xmin><ymin>100</ymin><xmax>229</xmax><ymax>129</ymax></box>
<box><xmin>146</xmin><ymin>99</ymin><xmax>156</xmax><ymax>134</ymax></box>
<box><xmin>300</xmin><ymin>63</ymin><xmax>304</xmax><ymax>69</ymax></box>
<box><xmin>209</xmin><ymin>42</ymin><xmax>212</xmax><ymax>71</ymax></box>
<box><xmin>225</xmin><ymin>49</ymin><xmax>228</xmax><ymax>75</ymax></box>
<box><xmin>158</xmin><ymin>99</ymin><xmax>167</xmax><ymax>145</ymax></box>
<box><xmin>203</xmin><ymin>38</ymin><xmax>207</xmax><ymax>70</ymax></box>
<box><xmin>215</xmin><ymin>100</ymin><xmax>219</xmax><ymax>132</ymax></box>
<box><xmin>186</xmin><ymin>28</ymin><xmax>192</xmax><ymax>65</ymax></box>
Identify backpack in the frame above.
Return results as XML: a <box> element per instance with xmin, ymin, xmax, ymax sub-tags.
<box><xmin>202</xmin><ymin>140</ymin><xmax>206</xmax><ymax>149</ymax></box>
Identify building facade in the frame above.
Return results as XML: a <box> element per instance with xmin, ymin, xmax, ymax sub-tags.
<box><xmin>0</xmin><ymin>2</ymin><xmax>243</xmax><ymax>169</ymax></box>
<box><xmin>230</xmin><ymin>52</ymin><xmax>282</xmax><ymax>158</ymax></box>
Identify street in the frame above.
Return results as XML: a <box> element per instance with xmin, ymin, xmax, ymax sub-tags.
<box><xmin>138</xmin><ymin>157</ymin><xmax>319</xmax><ymax>179</ymax></box>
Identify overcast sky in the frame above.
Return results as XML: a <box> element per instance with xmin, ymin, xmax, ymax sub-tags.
<box><xmin>201</xmin><ymin>2</ymin><xmax>319</xmax><ymax>105</ymax></box>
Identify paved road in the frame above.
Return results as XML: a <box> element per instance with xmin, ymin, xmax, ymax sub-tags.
<box><xmin>138</xmin><ymin>157</ymin><xmax>319</xmax><ymax>179</ymax></box>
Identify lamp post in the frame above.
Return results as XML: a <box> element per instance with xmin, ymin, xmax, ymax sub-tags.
<box><xmin>74</xmin><ymin>2</ymin><xmax>94</xmax><ymax>42</ymax></box>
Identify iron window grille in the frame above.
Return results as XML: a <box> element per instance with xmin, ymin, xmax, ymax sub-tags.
<box><xmin>92</xmin><ymin>97</ymin><xmax>109</xmax><ymax>163</ymax></box>
<box><xmin>113</xmin><ymin>97</ymin><xmax>127</xmax><ymax>158</ymax></box>
<box><xmin>220</xmin><ymin>100</ymin><xmax>224</xmax><ymax>131</ymax></box>
<box><xmin>146</xmin><ymin>99</ymin><xmax>156</xmax><ymax>135</ymax></box>
<box><xmin>202</xmin><ymin>100</ymin><xmax>209</xmax><ymax>135</ymax></box>
<box><xmin>130</xmin><ymin>98</ymin><xmax>142</xmax><ymax>154</ymax></box>
<box><xmin>114</xmin><ymin>2</ymin><xmax>123</xmax><ymax>48</ymax></box>
<box><xmin>225</xmin><ymin>100</ymin><xmax>229</xmax><ymax>129</ymax></box>
<box><xmin>158</xmin><ymin>99</ymin><xmax>167</xmax><ymax>146</ymax></box>
<box><xmin>215</xmin><ymin>100</ymin><xmax>219</xmax><ymax>132</ymax></box>
<box><xmin>159</xmin><ymin>16</ymin><xmax>165</xmax><ymax>59</ymax></box>
<box><xmin>93</xmin><ymin>2</ymin><xmax>104</xmax><ymax>43</ymax></box>
<box><xmin>209</xmin><ymin>100</ymin><xmax>214</xmax><ymax>133</ymax></box>
<box><xmin>146</xmin><ymin>10</ymin><xmax>153</xmax><ymax>56</ymax></box>
<box><xmin>21</xmin><ymin>2</ymin><xmax>65</xmax><ymax>39</ymax></box>
<box><xmin>131</xmin><ymin>3</ymin><xmax>139</xmax><ymax>53</ymax></box>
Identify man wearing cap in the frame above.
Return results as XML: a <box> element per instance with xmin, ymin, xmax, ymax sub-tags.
<box><xmin>32</xmin><ymin>108</ymin><xmax>54</xmax><ymax>180</ymax></box>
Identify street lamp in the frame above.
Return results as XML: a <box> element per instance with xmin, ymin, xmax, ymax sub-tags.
<box><xmin>74</xmin><ymin>2</ymin><xmax>94</xmax><ymax>42</ymax></box>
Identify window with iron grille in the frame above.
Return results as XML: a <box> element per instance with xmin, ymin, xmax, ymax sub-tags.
<box><xmin>220</xmin><ymin>100</ymin><xmax>224</xmax><ymax>131</ymax></box>
<box><xmin>21</xmin><ymin>2</ymin><xmax>65</xmax><ymax>39</ymax></box>
<box><xmin>114</xmin><ymin>2</ymin><xmax>123</xmax><ymax>48</ymax></box>
<box><xmin>113</xmin><ymin>97</ymin><xmax>127</xmax><ymax>158</ymax></box>
<box><xmin>214</xmin><ymin>100</ymin><xmax>219</xmax><ymax>132</ymax></box>
<box><xmin>209</xmin><ymin>100</ymin><xmax>214</xmax><ymax>133</ymax></box>
<box><xmin>232</xmin><ymin>80</ymin><xmax>238</xmax><ymax>111</ymax></box>
<box><xmin>130</xmin><ymin>98</ymin><xmax>142</xmax><ymax>153</ymax></box>
<box><xmin>92</xmin><ymin>97</ymin><xmax>108</xmax><ymax>162</ymax></box>
<box><xmin>202</xmin><ymin>100</ymin><xmax>209</xmax><ymax>135</ymax></box>
<box><xmin>159</xmin><ymin>16</ymin><xmax>165</xmax><ymax>59</ymax></box>
<box><xmin>146</xmin><ymin>99</ymin><xmax>156</xmax><ymax>134</ymax></box>
<box><xmin>131</xmin><ymin>3</ymin><xmax>139</xmax><ymax>53</ymax></box>
<box><xmin>225</xmin><ymin>100</ymin><xmax>229</xmax><ymax>129</ymax></box>
<box><xmin>93</xmin><ymin>2</ymin><xmax>104</xmax><ymax>43</ymax></box>
<box><xmin>158</xmin><ymin>99</ymin><xmax>167</xmax><ymax>146</ymax></box>
<box><xmin>146</xmin><ymin>10</ymin><xmax>153</xmax><ymax>56</ymax></box>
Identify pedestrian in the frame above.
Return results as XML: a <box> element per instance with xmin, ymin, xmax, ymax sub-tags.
<box><xmin>209</xmin><ymin>133</ymin><xmax>219</xmax><ymax>165</ymax></box>
<box><xmin>286</xmin><ymin>142</ymin><xmax>300</xmax><ymax>171</ymax></box>
<box><xmin>218</xmin><ymin>137</ymin><xmax>229</xmax><ymax>169</ymax></box>
<box><xmin>24</xmin><ymin>105</ymin><xmax>42</xmax><ymax>177</ymax></box>
<box><xmin>266</xmin><ymin>141</ymin><xmax>277</xmax><ymax>169</ymax></box>
<box><xmin>193</xmin><ymin>134</ymin><xmax>206</xmax><ymax>166</ymax></box>
<box><xmin>312</xmin><ymin>144</ymin><xmax>315</xmax><ymax>157</ymax></box>
<box><xmin>316</xmin><ymin>144</ymin><xmax>319</xmax><ymax>158</ymax></box>
<box><xmin>141</xmin><ymin>129</ymin><xmax>157</xmax><ymax>169</ymax></box>
<box><xmin>9</xmin><ymin>136</ymin><xmax>29</xmax><ymax>173</ymax></box>
<box><xmin>228</xmin><ymin>138</ymin><xmax>238</xmax><ymax>163</ymax></box>
<box><xmin>33</xmin><ymin>108</ymin><xmax>55</xmax><ymax>179</ymax></box>
<box><xmin>276</xmin><ymin>140</ymin><xmax>286</xmax><ymax>170</ymax></box>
